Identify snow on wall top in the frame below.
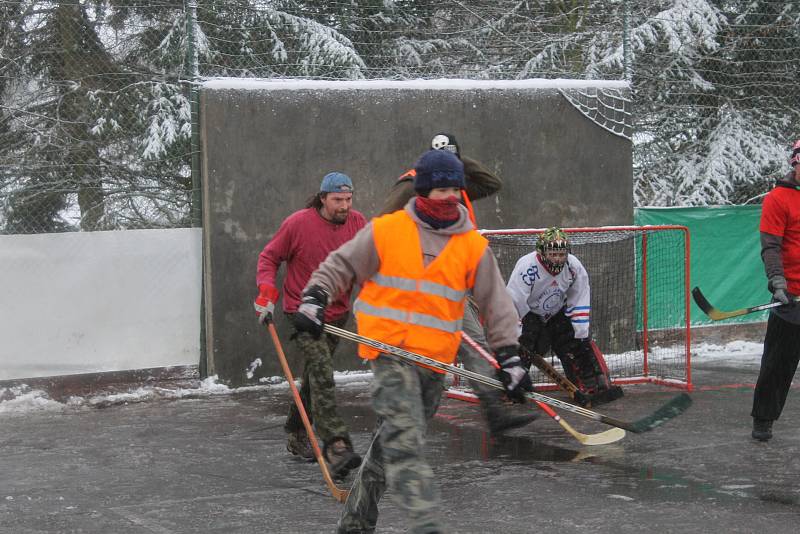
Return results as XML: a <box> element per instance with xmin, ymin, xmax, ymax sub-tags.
<box><xmin>202</xmin><ymin>77</ymin><xmax>629</xmax><ymax>91</ymax></box>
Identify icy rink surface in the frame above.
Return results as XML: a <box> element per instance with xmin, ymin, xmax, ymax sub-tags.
<box><xmin>0</xmin><ymin>341</ymin><xmax>762</xmax><ymax>416</ymax></box>
<box><xmin>3</xmin><ymin>340</ymin><xmax>800</xmax><ymax>534</ymax></box>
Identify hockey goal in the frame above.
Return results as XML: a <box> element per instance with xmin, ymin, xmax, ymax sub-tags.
<box><xmin>484</xmin><ymin>225</ymin><xmax>691</xmax><ymax>391</ymax></box>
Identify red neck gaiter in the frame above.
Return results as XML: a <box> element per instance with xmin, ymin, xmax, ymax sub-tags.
<box><xmin>414</xmin><ymin>196</ymin><xmax>460</xmax><ymax>229</ymax></box>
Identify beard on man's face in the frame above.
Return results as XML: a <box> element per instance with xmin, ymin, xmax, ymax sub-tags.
<box><xmin>329</xmin><ymin>207</ymin><xmax>349</xmax><ymax>224</ymax></box>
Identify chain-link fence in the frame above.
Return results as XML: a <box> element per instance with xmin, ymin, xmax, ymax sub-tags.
<box><xmin>1</xmin><ymin>1</ymin><xmax>798</xmax><ymax>235</ymax></box>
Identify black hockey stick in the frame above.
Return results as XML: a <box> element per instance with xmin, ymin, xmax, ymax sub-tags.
<box><xmin>324</xmin><ymin>325</ymin><xmax>691</xmax><ymax>434</ymax></box>
<box><xmin>692</xmin><ymin>286</ymin><xmax>800</xmax><ymax>321</ymax></box>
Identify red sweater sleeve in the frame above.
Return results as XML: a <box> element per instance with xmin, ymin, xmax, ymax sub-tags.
<box><xmin>256</xmin><ymin>217</ymin><xmax>295</xmax><ymax>289</ymax></box>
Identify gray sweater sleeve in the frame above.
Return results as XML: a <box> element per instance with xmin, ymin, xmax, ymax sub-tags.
<box><xmin>761</xmin><ymin>231</ymin><xmax>784</xmax><ymax>279</ymax></box>
<box><xmin>305</xmin><ymin>224</ymin><xmax>381</xmax><ymax>301</ymax></box>
<box><xmin>470</xmin><ymin>250</ymin><xmax>521</xmax><ymax>350</ymax></box>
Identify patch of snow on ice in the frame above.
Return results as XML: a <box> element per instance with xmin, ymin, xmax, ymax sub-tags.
<box><xmin>246</xmin><ymin>358</ymin><xmax>262</xmax><ymax>380</ymax></box>
<box><xmin>607</xmin><ymin>494</ymin><xmax>635</xmax><ymax>501</ymax></box>
<box><xmin>0</xmin><ymin>386</ymin><xmax>66</xmax><ymax>414</ymax></box>
<box><xmin>693</xmin><ymin>341</ymin><xmax>763</xmax><ymax>365</ymax></box>
<box><xmin>0</xmin><ymin>372</ymin><xmax>373</xmax><ymax>415</ymax></box>
<box><xmin>198</xmin><ymin>375</ymin><xmax>232</xmax><ymax>393</ymax></box>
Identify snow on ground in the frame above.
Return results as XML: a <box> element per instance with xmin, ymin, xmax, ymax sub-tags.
<box><xmin>691</xmin><ymin>340</ymin><xmax>763</xmax><ymax>366</ymax></box>
<box><xmin>0</xmin><ymin>371</ymin><xmax>373</xmax><ymax>416</ymax></box>
<box><xmin>0</xmin><ymin>341</ymin><xmax>762</xmax><ymax>415</ymax></box>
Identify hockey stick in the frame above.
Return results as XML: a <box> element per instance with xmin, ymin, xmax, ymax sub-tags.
<box><xmin>692</xmin><ymin>286</ymin><xmax>800</xmax><ymax>321</ymax></box>
<box><xmin>526</xmin><ymin>347</ymin><xmax>623</xmax><ymax>407</ymax></box>
<box><xmin>524</xmin><ymin>349</ymin><xmax>591</xmax><ymax>407</ymax></box>
<box><xmin>459</xmin><ymin>332</ymin><xmax>625</xmax><ymax>445</ymax></box>
<box><xmin>266</xmin><ymin>323</ymin><xmax>349</xmax><ymax>503</ymax></box>
<box><xmin>324</xmin><ymin>325</ymin><xmax>691</xmax><ymax>434</ymax></box>
<box><xmin>463</xmin><ymin>295</ymin><xmax>587</xmax><ymax>405</ymax></box>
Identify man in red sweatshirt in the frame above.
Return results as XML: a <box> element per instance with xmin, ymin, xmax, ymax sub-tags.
<box><xmin>254</xmin><ymin>172</ymin><xmax>367</xmax><ymax>477</ymax></box>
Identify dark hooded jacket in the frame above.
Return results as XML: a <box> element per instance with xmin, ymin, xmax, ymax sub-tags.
<box><xmin>378</xmin><ymin>156</ymin><xmax>502</xmax><ymax>217</ymax></box>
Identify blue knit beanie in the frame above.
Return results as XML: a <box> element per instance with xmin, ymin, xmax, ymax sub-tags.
<box><xmin>413</xmin><ymin>150</ymin><xmax>465</xmax><ymax>194</ymax></box>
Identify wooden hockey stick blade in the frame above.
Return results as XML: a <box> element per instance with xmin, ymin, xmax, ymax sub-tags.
<box><xmin>266</xmin><ymin>323</ymin><xmax>349</xmax><ymax>503</ymax></box>
<box><xmin>533</xmin><ymin>400</ymin><xmax>625</xmax><ymax>445</ymax></box>
<box><xmin>692</xmin><ymin>286</ymin><xmax>800</xmax><ymax>321</ymax></box>
<box><xmin>460</xmin><ymin>332</ymin><xmax>622</xmax><ymax>444</ymax></box>
<box><xmin>521</xmin><ymin>390</ymin><xmax>691</xmax><ymax>434</ymax></box>
<box><xmin>445</xmin><ymin>387</ymin><xmax>623</xmax><ymax>445</ymax></box>
<box><xmin>325</xmin><ymin>325</ymin><xmax>690</xmax><ymax>434</ymax></box>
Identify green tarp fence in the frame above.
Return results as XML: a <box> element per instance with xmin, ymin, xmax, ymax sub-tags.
<box><xmin>635</xmin><ymin>206</ymin><xmax>769</xmax><ymax>326</ymax></box>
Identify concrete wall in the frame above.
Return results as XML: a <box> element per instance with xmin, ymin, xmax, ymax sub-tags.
<box><xmin>200</xmin><ymin>79</ymin><xmax>633</xmax><ymax>385</ymax></box>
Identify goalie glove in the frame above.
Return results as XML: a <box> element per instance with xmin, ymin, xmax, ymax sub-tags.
<box><xmin>494</xmin><ymin>345</ymin><xmax>533</xmax><ymax>403</ymax></box>
<box><xmin>293</xmin><ymin>285</ymin><xmax>329</xmax><ymax>339</ymax></box>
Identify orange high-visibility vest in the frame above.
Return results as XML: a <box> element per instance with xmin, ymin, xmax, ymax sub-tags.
<box><xmin>354</xmin><ymin>210</ymin><xmax>488</xmax><ymax>367</ymax></box>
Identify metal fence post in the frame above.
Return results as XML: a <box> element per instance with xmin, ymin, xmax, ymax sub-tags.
<box><xmin>185</xmin><ymin>0</ymin><xmax>207</xmax><ymax>377</ymax></box>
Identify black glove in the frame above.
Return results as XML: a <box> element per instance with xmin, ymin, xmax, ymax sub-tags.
<box><xmin>494</xmin><ymin>345</ymin><xmax>534</xmax><ymax>403</ymax></box>
<box><xmin>293</xmin><ymin>285</ymin><xmax>328</xmax><ymax>339</ymax></box>
<box><xmin>769</xmin><ymin>275</ymin><xmax>797</xmax><ymax>307</ymax></box>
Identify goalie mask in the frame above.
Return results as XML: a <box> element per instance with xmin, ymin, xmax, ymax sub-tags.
<box><xmin>536</xmin><ymin>227</ymin><xmax>570</xmax><ymax>274</ymax></box>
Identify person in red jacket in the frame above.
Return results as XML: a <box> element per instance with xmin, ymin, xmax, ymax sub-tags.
<box><xmin>751</xmin><ymin>139</ymin><xmax>800</xmax><ymax>441</ymax></box>
<box><xmin>254</xmin><ymin>172</ymin><xmax>367</xmax><ymax>476</ymax></box>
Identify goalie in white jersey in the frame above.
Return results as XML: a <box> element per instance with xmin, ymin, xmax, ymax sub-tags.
<box><xmin>506</xmin><ymin>227</ymin><xmax>623</xmax><ymax>405</ymax></box>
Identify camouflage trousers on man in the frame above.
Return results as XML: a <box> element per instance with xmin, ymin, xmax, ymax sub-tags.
<box><xmin>336</xmin><ymin>356</ymin><xmax>446</xmax><ymax>534</ymax></box>
<box><xmin>283</xmin><ymin>314</ymin><xmax>350</xmax><ymax>444</ymax></box>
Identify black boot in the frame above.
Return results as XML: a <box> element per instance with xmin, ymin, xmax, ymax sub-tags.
<box><xmin>486</xmin><ymin>405</ymin><xmax>538</xmax><ymax>435</ymax></box>
<box><xmin>287</xmin><ymin>429</ymin><xmax>317</xmax><ymax>461</ymax></box>
<box><xmin>324</xmin><ymin>436</ymin><xmax>362</xmax><ymax>478</ymax></box>
<box><xmin>752</xmin><ymin>418</ymin><xmax>773</xmax><ymax>442</ymax></box>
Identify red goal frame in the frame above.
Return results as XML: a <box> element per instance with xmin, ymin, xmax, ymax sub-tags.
<box><xmin>456</xmin><ymin>225</ymin><xmax>692</xmax><ymax>393</ymax></box>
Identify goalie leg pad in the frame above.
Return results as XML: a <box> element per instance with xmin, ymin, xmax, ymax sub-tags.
<box><xmin>586</xmin><ymin>385</ymin><xmax>625</xmax><ymax>406</ymax></box>
<box><xmin>571</xmin><ymin>344</ymin><xmax>623</xmax><ymax>404</ymax></box>
<box><xmin>519</xmin><ymin>312</ymin><xmax>551</xmax><ymax>357</ymax></box>
<box><xmin>547</xmin><ymin>311</ymin><xmax>585</xmax><ymax>386</ymax></box>
<box><xmin>549</xmin><ymin>313</ymin><xmax>621</xmax><ymax>399</ymax></box>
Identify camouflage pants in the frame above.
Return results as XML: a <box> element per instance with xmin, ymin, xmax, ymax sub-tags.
<box><xmin>457</xmin><ymin>299</ymin><xmax>506</xmax><ymax>414</ymax></box>
<box><xmin>336</xmin><ymin>356</ymin><xmax>446</xmax><ymax>534</ymax></box>
<box><xmin>283</xmin><ymin>314</ymin><xmax>350</xmax><ymax>444</ymax></box>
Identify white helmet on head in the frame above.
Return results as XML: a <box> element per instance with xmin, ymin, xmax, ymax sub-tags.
<box><xmin>430</xmin><ymin>132</ymin><xmax>460</xmax><ymax>158</ymax></box>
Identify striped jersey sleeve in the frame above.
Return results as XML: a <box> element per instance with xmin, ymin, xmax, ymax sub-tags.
<box><xmin>564</xmin><ymin>254</ymin><xmax>591</xmax><ymax>339</ymax></box>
